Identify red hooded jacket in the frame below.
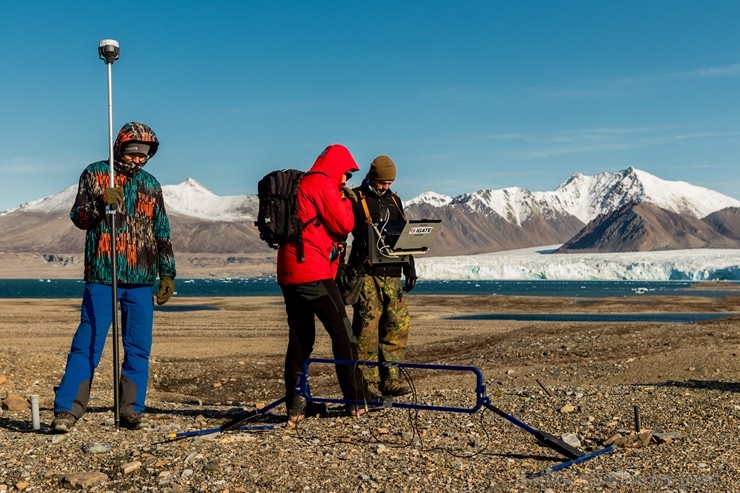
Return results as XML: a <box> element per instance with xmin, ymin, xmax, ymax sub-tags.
<box><xmin>277</xmin><ymin>145</ymin><xmax>360</xmax><ymax>285</ymax></box>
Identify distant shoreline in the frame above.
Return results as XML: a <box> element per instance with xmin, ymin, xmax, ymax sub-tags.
<box><xmin>2</xmin><ymin>278</ymin><xmax>740</xmax><ymax>301</ymax></box>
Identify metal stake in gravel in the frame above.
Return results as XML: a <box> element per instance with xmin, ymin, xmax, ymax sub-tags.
<box><xmin>300</xmin><ymin>358</ymin><xmax>614</xmax><ymax>473</ymax></box>
<box><xmin>98</xmin><ymin>38</ymin><xmax>122</xmax><ymax>431</ymax></box>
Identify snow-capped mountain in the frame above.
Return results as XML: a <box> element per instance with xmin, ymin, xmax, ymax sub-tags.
<box><xmin>162</xmin><ymin>178</ymin><xmax>258</xmax><ymax>221</ymax></box>
<box><xmin>404</xmin><ymin>167</ymin><xmax>740</xmax><ymax>255</ymax></box>
<box><xmin>2</xmin><ymin>179</ymin><xmax>259</xmax><ymax>222</ymax></box>
<box><xmin>7</xmin><ymin>185</ymin><xmax>78</xmax><ymax>215</ymax></box>
<box><xmin>1</xmin><ymin>167</ymin><xmax>739</xmax><ymax>257</ymax></box>
<box><xmin>409</xmin><ymin>167</ymin><xmax>740</xmax><ymax>226</ymax></box>
<box><xmin>406</xmin><ymin>192</ymin><xmax>453</xmax><ymax>208</ymax></box>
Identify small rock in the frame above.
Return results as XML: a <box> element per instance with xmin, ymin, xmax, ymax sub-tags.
<box><xmin>0</xmin><ymin>375</ymin><xmax>7</xmax><ymax>385</ymax></box>
<box><xmin>14</xmin><ymin>482</ymin><xmax>28</xmax><ymax>491</ymax></box>
<box><xmin>652</xmin><ymin>431</ymin><xmax>683</xmax><ymax>443</ymax></box>
<box><xmin>63</xmin><ymin>472</ymin><xmax>108</xmax><ymax>489</ymax></box>
<box><xmin>51</xmin><ymin>434</ymin><xmax>67</xmax><ymax>444</ymax></box>
<box><xmin>604</xmin><ymin>433</ymin><xmax>623</xmax><ymax>446</ymax></box>
<box><xmin>82</xmin><ymin>442</ymin><xmax>113</xmax><ymax>454</ymax></box>
<box><xmin>560</xmin><ymin>404</ymin><xmax>576</xmax><ymax>414</ymax></box>
<box><xmin>121</xmin><ymin>461</ymin><xmax>142</xmax><ymax>475</ymax></box>
<box><xmin>2</xmin><ymin>393</ymin><xmax>28</xmax><ymax>411</ymax></box>
<box><xmin>561</xmin><ymin>433</ymin><xmax>582</xmax><ymax>448</ymax></box>
<box><xmin>607</xmin><ymin>431</ymin><xmax>653</xmax><ymax>448</ymax></box>
<box><xmin>185</xmin><ymin>452</ymin><xmax>204</xmax><ymax>464</ymax></box>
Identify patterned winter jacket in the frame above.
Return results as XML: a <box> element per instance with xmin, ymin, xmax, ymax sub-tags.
<box><xmin>70</xmin><ymin>122</ymin><xmax>176</xmax><ymax>286</ymax></box>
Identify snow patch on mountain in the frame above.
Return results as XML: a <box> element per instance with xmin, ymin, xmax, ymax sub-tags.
<box><xmin>162</xmin><ymin>178</ymin><xmax>258</xmax><ymax>221</ymax></box>
<box><xmin>407</xmin><ymin>192</ymin><xmax>453</xmax><ymax>207</ymax></box>
<box><xmin>7</xmin><ymin>185</ymin><xmax>78</xmax><ymax>214</ymax></box>
<box><xmin>631</xmin><ymin>168</ymin><xmax>738</xmax><ymax>217</ymax></box>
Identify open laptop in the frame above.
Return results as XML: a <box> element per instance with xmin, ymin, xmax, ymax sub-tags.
<box><xmin>368</xmin><ymin>219</ymin><xmax>443</xmax><ymax>265</ymax></box>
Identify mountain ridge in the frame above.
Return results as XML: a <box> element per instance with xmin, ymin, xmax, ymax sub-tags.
<box><xmin>1</xmin><ymin>167</ymin><xmax>739</xmax><ymax>257</ymax></box>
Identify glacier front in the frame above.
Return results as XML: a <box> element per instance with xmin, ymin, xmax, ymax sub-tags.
<box><xmin>415</xmin><ymin>246</ymin><xmax>740</xmax><ymax>281</ymax></box>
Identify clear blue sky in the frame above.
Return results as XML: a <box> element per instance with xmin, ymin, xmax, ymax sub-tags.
<box><xmin>2</xmin><ymin>1</ymin><xmax>739</xmax><ymax>211</ymax></box>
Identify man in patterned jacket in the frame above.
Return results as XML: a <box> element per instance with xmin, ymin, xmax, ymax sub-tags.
<box><xmin>51</xmin><ymin>122</ymin><xmax>176</xmax><ymax>432</ymax></box>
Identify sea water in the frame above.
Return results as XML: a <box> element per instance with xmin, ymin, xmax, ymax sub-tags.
<box><xmin>1</xmin><ymin>278</ymin><xmax>738</xmax><ymax>299</ymax></box>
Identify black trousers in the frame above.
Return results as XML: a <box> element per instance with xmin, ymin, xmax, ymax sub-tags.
<box><xmin>281</xmin><ymin>279</ymin><xmax>369</xmax><ymax>407</ymax></box>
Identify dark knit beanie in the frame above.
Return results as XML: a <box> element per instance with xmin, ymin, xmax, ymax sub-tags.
<box><xmin>369</xmin><ymin>155</ymin><xmax>396</xmax><ymax>181</ymax></box>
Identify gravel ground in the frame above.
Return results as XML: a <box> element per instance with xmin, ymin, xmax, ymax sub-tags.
<box><xmin>1</xmin><ymin>293</ymin><xmax>739</xmax><ymax>492</ymax></box>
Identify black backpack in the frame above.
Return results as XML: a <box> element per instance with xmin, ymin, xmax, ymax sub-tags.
<box><xmin>254</xmin><ymin>169</ymin><xmax>318</xmax><ymax>261</ymax></box>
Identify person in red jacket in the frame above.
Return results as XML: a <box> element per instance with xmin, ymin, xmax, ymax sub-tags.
<box><xmin>277</xmin><ymin>144</ymin><xmax>374</xmax><ymax>422</ymax></box>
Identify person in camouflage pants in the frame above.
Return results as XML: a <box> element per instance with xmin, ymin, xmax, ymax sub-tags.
<box><xmin>348</xmin><ymin>155</ymin><xmax>417</xmax><ymax>397</ymax></box>
<box><xmin>353</xmin><ymin>274</ymin><xmax>412</xmax><ymax>387</ymax></box>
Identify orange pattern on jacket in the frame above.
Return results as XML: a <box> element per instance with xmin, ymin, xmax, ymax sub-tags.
<box><xmin>97</xmin><ymin>232</ymin><xmax>111</xmax><ymax>258</ymax></box>
<box><xmin>137</xmin><ymin>193</ymin><xmax>156</xmax><ymax>218</ymax></box>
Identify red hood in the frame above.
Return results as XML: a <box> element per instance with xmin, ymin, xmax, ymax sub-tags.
<box><xmin>309</xmin><ymin>144</ymin><xmax>360</xmax><ymax>184</ymax></box>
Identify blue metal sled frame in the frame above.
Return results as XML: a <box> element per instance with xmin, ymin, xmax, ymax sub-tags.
<box><xmin>301</xmin><ymin>358</ymin><xmax>613</xmax><ymax>473</ymax></box>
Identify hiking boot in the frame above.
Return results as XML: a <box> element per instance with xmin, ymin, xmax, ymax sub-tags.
<box><xmin>120</xmin><ymin>413</ymin><xmax>146</xmax><ymax>430</ymax></box>
<box><xmin>379</xmin><ymin>379</ymin><xmax>412</xmax><ymax>397</ymax></box>
<box><xmin>363</xmin><ymin>390</ymin><xmax>384</xmax><ymax>402</ymax></box>
<box><xmin>347</xmin><ymin>404</ymin><xmax>369</xmax><ymax>417</ymax></box>
<box><xmin>51</xmin><ymin>412</ymin><xmax>77</xmax><ymax>433</ymax></box>
<box><xmin>287</xmin><ymin>395</ymin><xmax>306</xmax><ymax>423</ymax></box>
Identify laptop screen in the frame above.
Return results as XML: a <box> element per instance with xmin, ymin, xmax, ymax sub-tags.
<box><xmin>375</xmin><ymin>220</ymin><xmax>407</xmax><ymax>249</ymax></box>
<box><xmin>367</xmin><ymin>219</ymin><xmax>443</xmax><ymax>265</ymax></box>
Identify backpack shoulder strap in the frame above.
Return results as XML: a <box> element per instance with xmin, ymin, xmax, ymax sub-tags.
<box><xmin>389</xmin><ymin>192</ymin><xmax>406</xmax><ymax>221</ymax></box>
<box><xmin>357</xmin><ymin>190</ymin><xmax>373</xmax><ymax>225</ymax></box>
<box><xmin>297</xmin><ymin>170</ymin><xmax>325</xmax><ymax>228</ymax></box>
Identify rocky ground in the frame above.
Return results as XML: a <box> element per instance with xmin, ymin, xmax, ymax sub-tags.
<box><xmin>1</xmin><ymin>292</ymin><xmax>739</xmax><ymax>492</ymax></box>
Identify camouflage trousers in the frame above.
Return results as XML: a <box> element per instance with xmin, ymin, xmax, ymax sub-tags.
<box><xmin>352</xmin><ymin>275</ymin><xmax>411</xmax><ymax>383</ymax></box>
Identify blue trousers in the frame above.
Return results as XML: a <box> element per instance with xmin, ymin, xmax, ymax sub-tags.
<box><xmin>54</xmin><ymin>283</ymin><xmax>154</xmax><ymax>418</ymax></box>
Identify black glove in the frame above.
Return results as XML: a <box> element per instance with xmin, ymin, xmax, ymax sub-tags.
<box><xmin>341</xmin><ymin>186</ymin><xmax>357</xmax><ymax>201</ymax></box>
<box><xmin>403</xmin><ymin>256</ymin><xmax>417</xmax><ymax>292</ymax></box>
<box><xmin>103</xmin><ymin>187</ymin><xmax>124</xmax><ymax>209</ymax></box>
<box><xmin>156</xmin><ymin>277</ymin><xmax>175</xmax><ymax>305</ymax></box>
<box><xmin>403</xmin><ymin>276</ymin><xmax>416</xmax><ymax>292</ymax></box>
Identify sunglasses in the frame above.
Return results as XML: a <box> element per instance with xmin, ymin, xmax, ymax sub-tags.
<box><xmin>344</xmin><ymin>172</ymin><xmax>353</xmax><ymax>179</ymax></box>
